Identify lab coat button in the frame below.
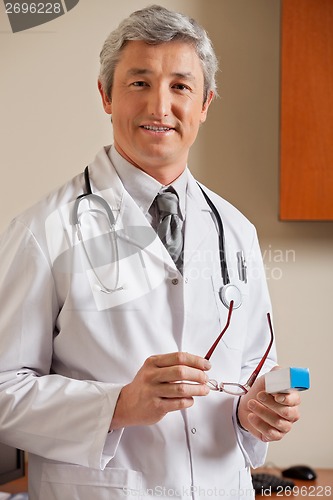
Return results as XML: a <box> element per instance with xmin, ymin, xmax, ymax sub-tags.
<box><xmin>172</xmin><ymin>278</ymin><xmax>179</xmax><ymax>285</ymax></box>
<box><xmin>191</xmin><ymin>428</ymin><xmax>197</xmax><ymax>434</ymax></box>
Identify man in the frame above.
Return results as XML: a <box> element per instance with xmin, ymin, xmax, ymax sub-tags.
<box><xmin>0</xmin><ymin>5</ymin><xmax>300</xmax><ymax>499</ymax></box>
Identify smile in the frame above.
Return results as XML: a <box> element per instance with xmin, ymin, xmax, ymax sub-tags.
<box><xmin>140</xmin><ymin>125</ymin><xmax>174</xmax><ymax>132</ymax></box>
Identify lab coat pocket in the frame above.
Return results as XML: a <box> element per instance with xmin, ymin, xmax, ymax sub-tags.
<box><xmin>40</xmin><ymin>463</ymin><xmax>143</xmax><ymax>500</ymax></box>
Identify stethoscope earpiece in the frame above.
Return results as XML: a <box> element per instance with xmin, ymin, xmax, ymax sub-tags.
<box><xmin>219</xmin><ymin>284</ymin><xmax>242</xmax><ymax>310</ymax></box>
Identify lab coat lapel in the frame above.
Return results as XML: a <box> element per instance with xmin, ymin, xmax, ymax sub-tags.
<box><xmin>90</xmin><ymin>147</ymin><xmax>154</xmax><ymax>238</ymax></box>
<box><xmin>118</xmin><ymin>188</ymin><xmax>177</xmax><ymax>271</ymax></box>
<box><xmin>90</xmin><ymin>148</ymin><xmax>214</xmax><ymax>273</ymax></box>
<box><xmin>118</xmin><ymin>170</ymin><xmax>215</xmax><ymax>272</ymax></box>
<box><xmin>90</xmin><ymin>148</ymin><xmax>174</xmax><ymax>270</ymax></box>
<box><xmin>183</xmin><ymin>173</ymin><xmax>214</xmax><ymax>269</ymax></box>
<box><xmin>87</xmin><ymin>147</ymin><xmax>124</xmax><ymax>214</ymax></box>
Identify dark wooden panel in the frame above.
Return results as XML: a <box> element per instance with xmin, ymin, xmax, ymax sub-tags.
<box><xmin>280</xmin><ymin>0</ymin><xmax>333</xmax><ymax>220</ymax></box>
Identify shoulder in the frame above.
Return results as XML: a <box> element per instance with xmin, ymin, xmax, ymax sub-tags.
<box><xmin>190</xmin><ymin>174</ymin><xmax>257</xmax><ymax>242</ymax></box>
<box><xmin>7</xmin><ymin>147</ymin><xmax>114</xmax><ymax>233</ymax></box>
<box><xmin>12</xmin><ymin>171</ymin><xmax>84</xmax><ymax>234</ymax></box>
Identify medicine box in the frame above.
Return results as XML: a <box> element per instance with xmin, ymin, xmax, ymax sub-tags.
<box><xmin>265</xmin><ymin>367</ymin><xmax>310</xmax><ymax>394</ymax></box>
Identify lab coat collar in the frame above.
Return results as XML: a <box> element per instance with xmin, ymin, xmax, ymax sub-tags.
<box><xmin>88</xmin><ymin>147</ymin><xmax>177</xmax><ymax>271</ymax></box>
<box><xmin>87</xmin><ymin>146</ymin><xmax>160</xmax><ymax>232</ymax></box>
<box><xmin>108</xmin><ymin>145</ymin><xmax>188</xmax><ymax>221</ymax></box>
<box><xmin>109</xmin><ymin>145</ymin><xmax>162</xmax><ymax>217</ymax></box>
<box><xmin>87</xmin><ymin>147</ymin><xmax>214</xmax><ymax>274</ymax></box>
<box><xmin>86</xmin><ymin>146</ymin><xmax>125</xmax><ymax>212</ymax></box>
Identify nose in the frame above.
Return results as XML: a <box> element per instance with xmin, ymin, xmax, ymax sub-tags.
<box><xmin>147</xmin><ymin>85</ymin><xmax>170</xmax><ymax>118</ymax></box>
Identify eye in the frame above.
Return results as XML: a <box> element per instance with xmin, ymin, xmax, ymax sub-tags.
<box><xmin>131</xmin><ymin>81</ymin><xmax>149</xmax><ymax>87</ymax></box>
<box><xmin>172</xmin><ymin>83</ymin><xmax>191</xmax><ymax>91</ymax></box>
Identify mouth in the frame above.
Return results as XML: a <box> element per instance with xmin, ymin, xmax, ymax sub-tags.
<box><xmin>140</xmin><ymin>124</ymin><xmax>175</xmax><ymax>133</ymax></box>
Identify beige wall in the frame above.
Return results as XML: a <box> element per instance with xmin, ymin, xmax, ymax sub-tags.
<box><xmin>1</xmin><ymin>0</ymin><xmax>332</xmax><ymax>468</ymax></box>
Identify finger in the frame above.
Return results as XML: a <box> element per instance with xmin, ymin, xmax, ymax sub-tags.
<box><xmin>149</xmin><ymin>352</ymin><xmax>211</xmax><ymax>371</ymax></box>
<box><xmin>256</xmin><ymin>392</ymin><xmax>301</xmax><ymax>422</ymax></box>
<box><xmin>153</xmin><ymin>365</ymin><xmax>209</xmax><ymax>385</ymax></box>
<box><xmin>248</xmin><ymin>399</ymin><xmax>295</xmax><ymax>433</ymax></box>
<box><xmin>273</xmin><ymin>390</ymin><xmax>301</xmax><ymax>407</ymax></box>
<box><xmin>159</xmin><ymin>396</ymin><xmax>195</xmax><ymax>413</ymax></box>
<box><xmin>247</xmin><ymin>412</ymin><xmax>286</xmax><ymax>442</ymax></box>
<box><xmin>158</xmin><ymin>380</ymin><xmax>210</xmax><ymax>399</ymax></box>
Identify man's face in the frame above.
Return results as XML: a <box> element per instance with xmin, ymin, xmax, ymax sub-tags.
<box><xmin>99</xmin><ymin>40</ymin><xmax>213</xmax><ymax>181</ymax></box>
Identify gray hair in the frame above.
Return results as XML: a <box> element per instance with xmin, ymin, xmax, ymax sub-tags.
<box><xmin>99</xmin><ymin>5</ymin><xmax>218</xmax><ymax>103</ymax></box>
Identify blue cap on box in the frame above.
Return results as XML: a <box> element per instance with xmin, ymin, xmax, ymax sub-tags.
<box><xmin>290</xmin><ymin>367</ymin><xmax>310</xmax><ymax>391</ymax></box>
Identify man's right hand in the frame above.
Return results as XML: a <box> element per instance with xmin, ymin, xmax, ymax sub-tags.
<box><xmin>110</xmin><ymin>352</ymin><xmax>211</xmax><ymax>430</ymax></box>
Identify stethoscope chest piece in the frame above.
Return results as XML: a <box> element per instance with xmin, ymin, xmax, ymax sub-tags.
<box><xmin>219</xmin><ymin>284</ymin><xmax>242</xmax><ymax>310</ymax></box>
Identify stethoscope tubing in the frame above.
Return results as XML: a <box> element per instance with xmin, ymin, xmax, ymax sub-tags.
<box><xmin>197</xmin><ymin>185</ymin><xmax>230</xmax><ymax>286</ymax></box>
<box><xmin>72</xmin><ymin>166</ymin><xmax>242</xmax><ymax>308</ymax></box>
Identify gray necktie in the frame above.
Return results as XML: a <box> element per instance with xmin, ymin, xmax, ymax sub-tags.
<box><xmin>155</xmin><ymin>189</ymin><xmax>183</xmax><ymax>270</ymax></box>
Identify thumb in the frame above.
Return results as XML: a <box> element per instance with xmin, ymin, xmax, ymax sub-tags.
<box><xmin>255</xmin><ymin>365</ymin><xmax>280</xmax><ymax>398</ymax></box>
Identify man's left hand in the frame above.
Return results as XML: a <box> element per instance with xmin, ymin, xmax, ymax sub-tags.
<box><xmin>237</xmin><ymin>367</ymin><xmax>301</xmax><ymax>442</ymax></box>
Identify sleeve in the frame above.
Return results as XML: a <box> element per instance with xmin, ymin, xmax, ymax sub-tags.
<box><xmin>232</xmin><ymin>226</ymin><xmax>277</xmax><ymax>468</ymax></box>
<box><xmin>0</xmin><ymin>219</ymin><xmax>123</xmax><ymax>469</ymax></box>
<box><xmin>232</xmin><ymin>399</ymin><xmax>269</xmax><ymax>469</ymax></box>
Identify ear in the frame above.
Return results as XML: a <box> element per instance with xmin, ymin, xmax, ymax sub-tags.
<box><xmin>98</xmin><ymin>80</ymin><xmax>112</xmax><ymax>115</ymax></box>
<box><xmin>200</xmin><ymin>90</ymin><xmax>214</xmax><ymax>124</ymax></box>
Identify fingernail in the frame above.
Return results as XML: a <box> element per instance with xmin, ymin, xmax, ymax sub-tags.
<box><xmin>248</xmin><ymin>400</ymin><xmax>256</xmax><ymax>410</ymax></box>
<box><xmin>258</xmin><ymin>392</ymin><xmax>267</xmax><ymax>402</ymax></box>
<box><xmin>204</xmin><ymin>360</ymin><xmax>211</xmax><ymax>370</ymax></box>
<box><xmin>275</xmin><ymin>394</ymin><xmax>286</xmax><ymax>404</ymax></box>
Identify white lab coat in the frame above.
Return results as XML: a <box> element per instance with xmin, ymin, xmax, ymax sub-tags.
<box><xmin>0</xmin><ymin>147</ymin><xmax>276</xmax><ymax>499</ymax></box>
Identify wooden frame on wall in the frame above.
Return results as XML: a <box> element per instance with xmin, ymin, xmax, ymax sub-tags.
<box><xmin>280</xmin><ymin>0</ymin><xmax>333</xmax><ymax>220</ymax></box>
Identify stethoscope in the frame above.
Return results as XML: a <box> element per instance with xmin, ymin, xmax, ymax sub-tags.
<box><xmin>72</xmin><ymin>166</ymin><xmax>123</xmax><ymax>294</ymax></box>
<box><xmin>72</xmin><ymin>166</ymin><xmax>244</xmax><ymax>309</ymax></box>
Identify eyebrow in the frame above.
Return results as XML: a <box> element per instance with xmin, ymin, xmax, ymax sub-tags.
<box><xmin>126</xmin><ymin>68</ymin><xmax>152</xmax><ymax>76</ymax></box>
<box><xmin>126</xmin><ymin>68</ymin><xmax>196</xmax><ymax>82</ymax></box>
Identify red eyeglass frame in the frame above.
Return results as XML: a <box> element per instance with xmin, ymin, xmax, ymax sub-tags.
<box><xmin>204</xmin><ymin>301</ymin><xmax>274</xmax><ymax>395</ymax></box>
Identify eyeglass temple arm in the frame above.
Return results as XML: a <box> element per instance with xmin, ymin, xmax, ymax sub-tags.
<box><xmin>205</xmin><ymin>301</ymin><xmax>234</xmax><ymax>360</ymax></box>
<box><xmin>245</xmin><ymin>312</ymin><xmax>274</xmax><ymax>388</ymax></box>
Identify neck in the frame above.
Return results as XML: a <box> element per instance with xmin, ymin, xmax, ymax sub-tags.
<box><xmin>142</xmin><ymin>167</ymin><xmax>185</xmax><ymax>186</ymax></box>
<box><xmin>114</xmin><ymin>144</ymin><xmax>186</xmax><ymax>185</ymax></box>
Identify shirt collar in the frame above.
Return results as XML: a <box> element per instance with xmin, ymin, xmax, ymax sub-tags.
<box><xmin>109</xmin><ymin>145</ymin><xmax>187</xmax><ymax>219</ymax></box>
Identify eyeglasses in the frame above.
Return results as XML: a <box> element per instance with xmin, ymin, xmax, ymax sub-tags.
<box><xmin>205</xmin><ymin>301</ymin><xmax>274</xmax><ymax>396</ymax></box>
